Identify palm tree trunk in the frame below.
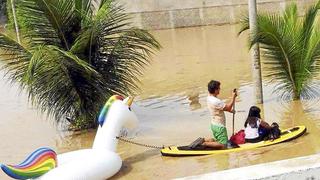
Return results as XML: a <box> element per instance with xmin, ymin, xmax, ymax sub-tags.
<box><xmin>293</xmin><ymin>90</ymin><xmax>300</xmax><ymax>100</ymax></box>
<box><xmin>248</xmin><ymin>0</ymin><xmax>263</xmax><ymax>104</ymax></box>
<box><xmin>10</xmin><ymin>0</ymin><xmax>20</xmax><ymax>44</ymax></box>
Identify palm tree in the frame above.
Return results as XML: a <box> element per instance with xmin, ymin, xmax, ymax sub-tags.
<box><xmin>248</xmin><ymin>0</ymin><xmax>263</xmax><ymax>104</ymax></box>
<box><xmin>0</xmin><ymin>0</ymin><xmax>160</xmax><ymax>129</ymax></box>
<box><xmin>239</xmin><ymin>1</ymin><xmax>320</xmax><ymax>100</ymax></box>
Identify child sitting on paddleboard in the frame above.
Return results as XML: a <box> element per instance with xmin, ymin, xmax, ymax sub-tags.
<box><xmin>189</xmin><ymin>80</ymin><xmax>237</xmax><ymax>149</ymax></box>
<box><xmin>244</xmin><ymin>106</ymin><xmax>271</xmax><ymax>143</ymax></box>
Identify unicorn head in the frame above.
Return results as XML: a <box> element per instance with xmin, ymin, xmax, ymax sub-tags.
<box><xmin>92</xmin><ymin>95</ymin><xmax>138</xmax><ymax>151</ymax></box>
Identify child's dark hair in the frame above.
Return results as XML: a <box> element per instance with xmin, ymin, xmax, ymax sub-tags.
<box><xmin>244</xmin><ymin>106</ymin><xmax>261</xmax><ymax>128</ymax></box>
<box><xmin>208</xmin><ymin>80</ymin><xmax>220</xmax><ymax>94</ymax></box>
<box><xmin>248</xmin><ymin>106</ymin><xmax>261</xmax><ymax>118</ymax></box>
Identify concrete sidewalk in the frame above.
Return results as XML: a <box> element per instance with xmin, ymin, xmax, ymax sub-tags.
<box><xmin>176</xmin><ymin>153</ymin><xmax>320</xmax><ymax>180</ymax></box>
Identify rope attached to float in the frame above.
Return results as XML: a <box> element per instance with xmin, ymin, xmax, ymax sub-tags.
<box><xmin>116</xmin><ymin>136</ymin><xmax>166</xmax><ymax>149</ymax></box>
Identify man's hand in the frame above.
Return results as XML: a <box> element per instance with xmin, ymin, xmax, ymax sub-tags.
<box><xmin>232</xmin><ymin>88</ymin><xmax>237</xmax><ymax>98</ymax></box>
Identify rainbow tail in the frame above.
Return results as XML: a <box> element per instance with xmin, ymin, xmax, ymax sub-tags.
<box><xmin>0</xmin><ymin>147</ymin><xmax>57</xmax><ymax>180</ymax></box>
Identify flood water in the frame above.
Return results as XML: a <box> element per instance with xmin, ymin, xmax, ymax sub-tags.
<box><xmin>1</xmin><ymin>24</ymin><xmax>320</xmax><ymax>179</ymax></box>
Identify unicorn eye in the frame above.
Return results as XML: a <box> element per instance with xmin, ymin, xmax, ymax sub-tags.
<box><xmin>128</xmin><ymin>107</ymin><xmax>132</xmax><ymax>111</ymax></box>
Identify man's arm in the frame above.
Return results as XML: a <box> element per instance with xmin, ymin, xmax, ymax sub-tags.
<box><xmin>223</xmin><ymin>89</ymin><xmax>237</xmax><ymax>112</ymax></box>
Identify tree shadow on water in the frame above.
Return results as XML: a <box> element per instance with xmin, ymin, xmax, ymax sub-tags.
<box><xmin>110</xmin><ymin>149</ymin><xmax>160</xmax><ymax>179</ymax></box>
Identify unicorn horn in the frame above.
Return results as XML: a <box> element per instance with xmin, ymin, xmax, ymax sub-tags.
<box><xmin>126</xmin><ymin>96</ymin><xmax>134</xmax><ymax>106</ymax></box>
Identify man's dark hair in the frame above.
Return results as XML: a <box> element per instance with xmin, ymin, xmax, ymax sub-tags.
<box><xmin>208</xmin><ymin>80</ymin><xmax>220</xmax><ymax>94</ymax></box>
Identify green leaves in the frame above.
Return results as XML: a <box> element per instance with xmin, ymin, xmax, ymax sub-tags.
<box><xmin>0</xmin><ymin>33</ymin><xmax>31</xmax><ymax>85</ymax></box>
<box><xmin>240</xmin><ymin>1</ymin><xmax>320</xmax><ymax>100</ymax></box>
<box><xmin>0</xmin><ymin>0</ymin><xmax>160</xmax><ymax>129</ymax></box>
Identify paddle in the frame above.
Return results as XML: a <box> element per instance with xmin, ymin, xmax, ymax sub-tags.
<box><xmin>232</xmin><ymin>88</ymin><xmax>237</xmax><ymax>135</ymax></box>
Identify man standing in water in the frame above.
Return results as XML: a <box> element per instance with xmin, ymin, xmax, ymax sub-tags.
<box><xmin>190</xmin><ymin>80</ymin><xmax>237</xmax><ymax>149</ymax></box>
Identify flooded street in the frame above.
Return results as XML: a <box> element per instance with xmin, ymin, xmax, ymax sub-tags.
<box><xmin>1</xmin><ymin>24</ymin><xmax>320</xmax><ymax>179</ymax></box>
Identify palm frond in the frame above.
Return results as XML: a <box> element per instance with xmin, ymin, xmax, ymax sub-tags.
<box><xmin>238</xmin><ymin>16</ymin><xmax>249</xmax><ymax>35</ymax></box>
<box><xmin>25</xmin><ymin>46</ymin><xmax>106</xmax><ymax>127</ymax></box>
<box><xmin>72</xmin><ymin>1</ymin><xmax>160</xmax><ymax>96</ymax></box>
<box><xmin>74</xmin><ymin>0</ymin><xmax>93</xmax><ymax>26</ymax></box>
<box><xmin>17</xmin><ymin>0</ymin><xmax>83</xmax><ymax>49</ymax></box>
<box><xmin>239</xmin><ymin>0</ymin><xmax>320</xmax><ymax>100</ymax></box>
<box><xmin>96</xmin><ymin>28</ymin><xmax>160</xmax><ymax>95</ymax></box>
<box><xmin>0</xmin><ymin>33</ymin><xmax>31</xmax><ymax>85</ymax></box>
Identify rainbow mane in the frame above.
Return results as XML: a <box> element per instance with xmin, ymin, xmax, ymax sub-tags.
<box><xmin>98</xmin><ymin>95</ymin><xmax>124</xmax><ymax>126</ymax></box>
<box><xmin>0</xmin><ymin>147</ymin><xmax>57</xmax><ymax>180</ymax></box>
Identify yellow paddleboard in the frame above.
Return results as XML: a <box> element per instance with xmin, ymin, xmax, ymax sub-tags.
<box><xmin>161</xmin><ymin>126</ymin><xmax>306</xmax><ymax>156</ymax></box>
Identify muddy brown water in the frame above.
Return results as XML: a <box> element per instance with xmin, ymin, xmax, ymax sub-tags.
<box><xmin>1</xmin><ymin>24</ymin><xmax>320</xmax><ymax>180</ymax></box>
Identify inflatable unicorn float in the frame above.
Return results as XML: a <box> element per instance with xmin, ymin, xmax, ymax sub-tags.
<box><xmin>0</xmin><ymin>95</ymin><xmax>138</xmax><ymax>180</ymax></box>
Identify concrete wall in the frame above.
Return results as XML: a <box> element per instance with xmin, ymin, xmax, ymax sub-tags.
<box><xmin>1</xmin><ymin>0</ymin><xmax>317</xmax><ymax>30</ymax></box>
<box><xmin>117</xmin><ymin>0</ymin><xmax>317</xmax><ymax>29</ymax></box>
